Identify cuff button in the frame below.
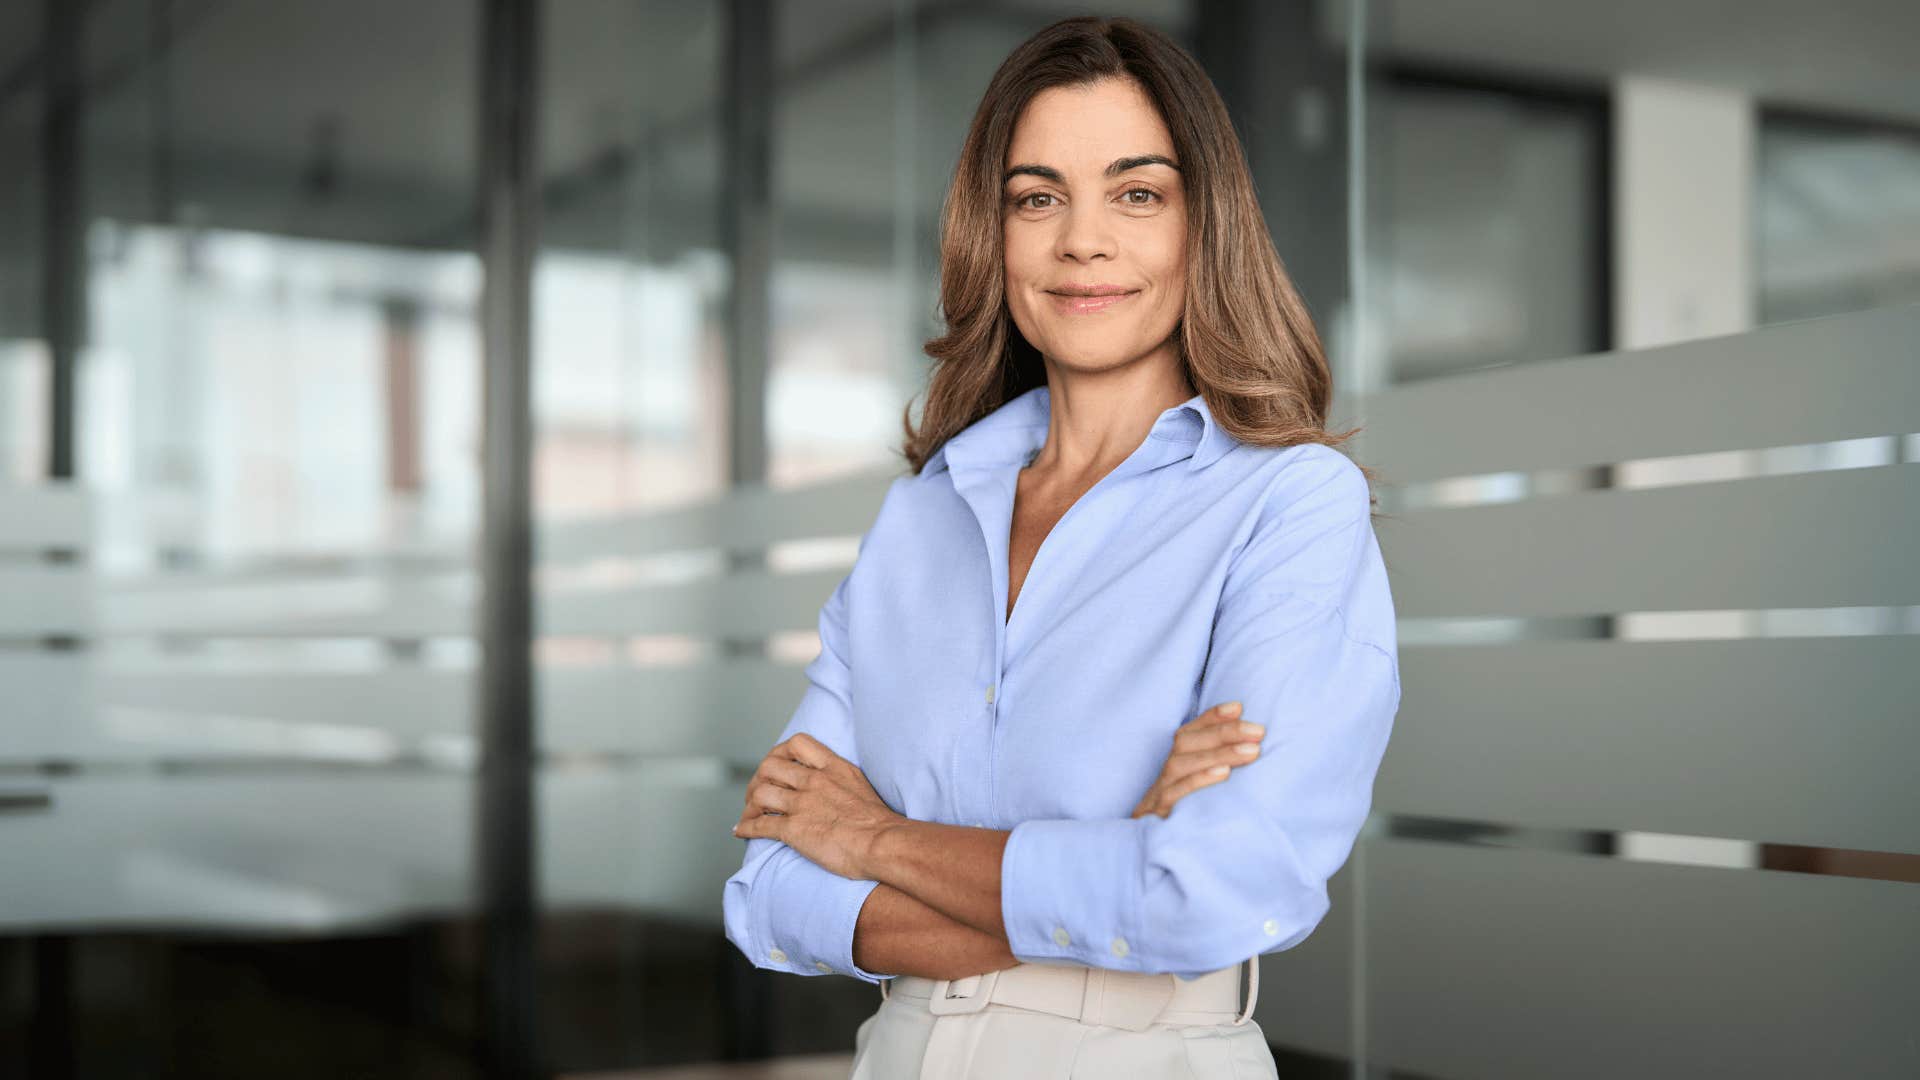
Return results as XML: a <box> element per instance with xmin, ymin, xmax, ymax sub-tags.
<box><xmin>769</xmin><ymin>948</ymin><xmax>788</xmax><ymax>963</ymax></box>
<box><xmin>1262</xmin><ymin>918</ymin><xmax>1280</xmax><ymax>936</ymax></box>
<box><xmin>815</xmin><ymin>960</ymin><xmax>833</xmax><ymax>973</ymax></box>
<box><xmin>1051</xmin><ymin>926</ymin><xmax>1071</xmax><ymax>947</ymax></box>
<box><xmin>1110</xmin><ymin>937</ymin><xmax>1130</xmax><ymax>958</ymax></box>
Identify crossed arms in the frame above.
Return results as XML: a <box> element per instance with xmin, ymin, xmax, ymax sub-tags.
<box><xmin>720</xmin><ymin>451</ymin><xmax>1399</xmax><ymax>983</ymax></box>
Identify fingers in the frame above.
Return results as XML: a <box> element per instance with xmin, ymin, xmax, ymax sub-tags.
<box><xmin>1140</xmin><ymin>762</ymin><xmax>1234</xmax><ymax>818</ymax></box>
<box><xmin>1142</xmin><ymin>703</ymin><xmax>1266</xmax><ymax>818</ymax></box>
<box><xmin>1165</xmin><ymin>739</ymin><xmax>1262</xmax><ymax>780</ymax></box>
<box><xmin>743</xmin><ymin>781</ymin><xmax>795</xmax><ymax>817</ymax></box>
<box><xmin>733</xmin><ymin>810</ymin><xmax>781</xmax><ymax>840</ymax></box>
<box><xmin>1165</xmin><ymin>701</ymin><xmax>1265</xmax><ymax>782</ymax></box>
<box><xmin>774</xmin><ymin>732</ymin><xmax>838</xmax><ymax>770</ymax></box>
<box><xmin>1131</xmin><ymin>703</ymin><xmax>1267</xmax><ymax>820</ymax></box>
<box><xmin>1160</xmin><ymin>762</ymin><xmax>1234</xmax><ymax>808</ymax></box>
<box><xmin>1173</xmin><ymin>703</ymin><xmax>1265</xmax><ymax>754</ymax></box>
<box><xmin>754</xmin><ymin>756</ymin><xmax>813</xmax><ymax>792</ymax></box>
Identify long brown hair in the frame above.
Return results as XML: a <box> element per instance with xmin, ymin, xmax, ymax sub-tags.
<box><xmin>899</xmin><ymin>15</ymin><xmax>1378</xmax><ymax>504</ymax></box>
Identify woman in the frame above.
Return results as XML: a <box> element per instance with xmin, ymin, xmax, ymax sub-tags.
<box><xmin>723</xmin><ymin>15</ymin><xmax>1399</xmax><ymax>1079</ymax></box>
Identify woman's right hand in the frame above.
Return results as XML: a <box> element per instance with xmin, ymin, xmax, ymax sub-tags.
<box><xmin>1130</xmin><ymin>701</ymin><xmax>1266</xmax><ymax>819</ymax></box>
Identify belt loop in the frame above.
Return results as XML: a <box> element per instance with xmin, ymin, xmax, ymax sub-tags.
<box><xmin>1076</xmin><ymin>966</ymin><xmax>1102</xmax><ymax>1024</ymax></box>
<box><xmin>927</xmin><ymin>970</ymin><xmax>997</xmax><ymax>1015</ymax></box>
<box><xmin>1080</xmin><ymin>966</ymin><xmax>1177</xmax><ymax>1031</ymax></box>
<box><xmin>1232</xmin><ymin>957</ymin><xmax>1258</xmax><ymax>1026</ymax></box>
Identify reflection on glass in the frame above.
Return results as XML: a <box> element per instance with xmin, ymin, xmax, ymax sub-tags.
<box><xmin>3</xmin><ymin>1</ymin><xmax>486</xmax><ymax>1075</ymax></box>
<box><xmin>1759</xmin><ymin>115</ymin><xmax>1920</xmax><ymax>324</ymax></box>
<box><xmin>88</xmin><ymin>220</ymin><xmax>480</xmax><ymax>557</ymax></box>
<box><xmin>1364</xmin><ymin>76</ymin><xmax>1605</xmax><ymax>383</ymax></box>
<box><xmin>1361</xmin><ymin>0</ymin><xmax>1920</xmax><ymax>363</ymax></box>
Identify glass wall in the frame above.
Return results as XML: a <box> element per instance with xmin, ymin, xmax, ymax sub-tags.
<box><xmin>2</xmin><ymin>1</ymin><xmax>483</xmax><ymax>1076</ymax></box>
<box><xmin>7</xmin><ymin>1</ymin><xmax>1912</xmax><ymax>1078</ymax></box>
<box><xmin>1355</xmin><ymin>0</ymin><xmax>1920</xmax><ymax>364</ymax></box>
<box><xmin>76</xmin><ymin>0</ymin><xmax>484</xmax><ymax>556</ymax></box>
<box><xmin>1758</xmin><ymin>111</ymin><xmax>1920</xmax><ymax>324</ymax></box>
<box><xmin>1348</xmin><ymin>2</ymin><xmax>1919</xmax><ymax>1077</ymax></box>
<box><xmin>1360</xmin><ymin>70</ymin><xmax>1607</xmax><ymax>384</ymax></box>
<box><xmin>0</xmin><ymin>3</ymin><xmax>45</xmax><ymax>481</ymax></box>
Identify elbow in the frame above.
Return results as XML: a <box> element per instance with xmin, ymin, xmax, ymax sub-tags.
<box><xmin>721</xmin><ymin>876</ymin><xmax>759</xmax><ymax>968</ymax></box>
<box><xmin>722</xmin><ymin>881</ymin><xmax>795</xmax><ymax>975</ymax></box>
<box><xmin>723</xmin><ymin>837</ymin><xmax>794</xmax><ymax>973</ymax></box>
<box><xmin>722</xmin><ymin>861</ymin><xmax>792</xmax><ymax>975</ymax></box>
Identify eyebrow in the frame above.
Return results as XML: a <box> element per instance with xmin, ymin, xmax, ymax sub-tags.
<box><xmin>1002</xmin><ymin>154</ymin><xmax>1181</xmax><ymax>185</ymax></box>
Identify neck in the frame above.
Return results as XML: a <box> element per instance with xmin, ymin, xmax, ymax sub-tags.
<box><xmin>1028</xmin><ymin>347</ymin><xmax>1192</xmax><ymax>477</ymax></box>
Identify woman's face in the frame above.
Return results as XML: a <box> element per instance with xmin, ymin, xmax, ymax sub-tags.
<box><xmin>1002</xmin><ymin>77</ymin><xmax>1187</xmax><ymax>375</ymax></box>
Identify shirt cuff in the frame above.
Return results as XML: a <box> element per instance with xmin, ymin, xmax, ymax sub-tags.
<box><xmin>1000</xmin><ymin>816</ymin><xmax>1147</xmax><ymax>969</ymax></box>
<box><xmin>754</xmin><ymin>850</ymin><xmax>893</xmax><ymax>983</ymax></box>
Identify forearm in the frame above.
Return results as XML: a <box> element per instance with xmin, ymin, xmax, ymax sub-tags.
<box><xmin>852</xmin><ymin>881</ymin><xmax>1017</xmax><ymax>979</ymax></box>
<box><xmin>862</xmin><ymin>820</ymin><xmax>1012</xmax><ymax>944</ymax></box>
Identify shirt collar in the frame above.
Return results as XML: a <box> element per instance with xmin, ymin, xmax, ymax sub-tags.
<box><xmin>924</xmin><ymin>383</ymin><xmax>1235</xmax><ymax>476</ymax></box>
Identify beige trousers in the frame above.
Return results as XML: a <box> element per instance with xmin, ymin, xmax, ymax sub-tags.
<box><xmin>848</xmin><ymin>959</ymin><xmax>1279</xmax><ymax>1079</ymax></box>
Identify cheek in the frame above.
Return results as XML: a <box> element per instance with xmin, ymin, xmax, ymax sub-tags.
<box><xmin>1003</xmin><ymin>231</ymin><xmax>1041</xmax><ymax>286</ymax></box>
<box><xmin>1003</xmin><ymin>238</ymin><xmax>1046</xmax><ymax>319</ymax></box>
<box><xmin>1148</xmin><ymin>226</ymin><xmax>1187</xmax><ymax>291</ymax></box>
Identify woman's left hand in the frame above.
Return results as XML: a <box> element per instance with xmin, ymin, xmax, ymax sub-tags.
<box><xmin>732</xmin><ymin>732</ymin><xmax>905</xmax><ymax>881</ymax></box>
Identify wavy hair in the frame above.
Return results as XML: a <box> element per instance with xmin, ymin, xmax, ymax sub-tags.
<box><xmin>898</xmin><ymin>15</ymin><xmax>1378</xmax><ymax>507</ymax></box>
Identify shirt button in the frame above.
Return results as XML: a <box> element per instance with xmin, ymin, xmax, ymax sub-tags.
<box><xmin>1262</xmin><ymin>918</ymin><xmax>1280</xmax><ymax>936</ymax></box>
<box><xmin>1110</xmin><ymin>937</ymin><xmax>1130</xmax><ymax>958</ymax></box>
<box><xmin>1051</xmin><ymin>926</ymin><xmax>1071</xmax><ymax>947</ymax></box>
<box><xmin>814</xmin><ymin>960</ymin><xmax>832</xmax><ymax>973</ymax></box>
<box><xmin>985</xmin><ymin>683</ymin><xmax>996</xmax><ymax>704</ymax></box>
<box><xmin>769</xmin><ymin>948</ymin><xmax>787</xmax><ymax>963</ymax></box>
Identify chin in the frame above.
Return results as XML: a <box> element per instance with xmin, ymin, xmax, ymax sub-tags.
<box><xmin>1045</xmin><ymin>340</ymin><xmax>1151</xmax><ymax>370</ymax></box>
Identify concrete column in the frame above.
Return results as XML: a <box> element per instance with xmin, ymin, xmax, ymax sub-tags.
<box><xmin>1613</xmin><ymin>75</ymin><xmax>1754</xmax><ymax>349</ymax></box>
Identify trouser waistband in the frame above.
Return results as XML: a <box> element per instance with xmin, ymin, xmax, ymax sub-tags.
<box><xmin>878</xmin><ymin>957</ymin><xmax>1257</xmax><ymax>1032</ymax></box>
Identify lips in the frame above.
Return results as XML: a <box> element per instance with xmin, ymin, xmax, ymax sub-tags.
<box><xmin>1047</xmin><ymin>288</ymin><xmax>1140</xmax><ymax>315</ymax></box>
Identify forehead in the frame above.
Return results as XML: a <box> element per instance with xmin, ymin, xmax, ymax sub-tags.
<box><xmin>1006</xmin><ymin>78</ymin><xmax>1175</xmax><ymax>169</ymax></box>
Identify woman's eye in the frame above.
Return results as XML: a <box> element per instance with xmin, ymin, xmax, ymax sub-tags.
<box><xmin>1012</xmin><ymin>189</ymin><xmax>1159</xmax><ymax>210</ymax></box>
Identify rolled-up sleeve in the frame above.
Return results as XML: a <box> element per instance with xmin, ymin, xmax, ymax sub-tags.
<box><xmin>721</xmin><ymin>565</ymin><xmax>896</xmax><ymax>985</ymax></box>
<box><xmin>999</xmin><ymin>447</ymin><xmax>1401</xmax><ymax>980</ymax></box>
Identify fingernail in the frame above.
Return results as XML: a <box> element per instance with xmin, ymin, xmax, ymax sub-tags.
<box><xmin>1220</xmin><ymin>701</ymin><xmax>1242</xmax><ymax>718</ymax></box>
<box><xmin>1239</xmin><ymin>721</ymin><xmax>1264</xmax><ymax>737</ymax></box>
<box><xmin>1234</xmin><ymin>742</ymin><xmax>1258</xmax><ymax>756</ymax></box>
<box><xmin>1207</xmin><ymin>765</ymin><xmax>1230</xmax><ymax>776</ymax></box>
<box><xmin>730</xmin><ymin>824</ymin><xmax>739</xmax><ymax>835</ymax></box>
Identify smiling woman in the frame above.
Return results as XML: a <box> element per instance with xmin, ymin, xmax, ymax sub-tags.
<box><xmin>722</xmin><ymin>13</ymin><xmax>1398</xmax><ymax>1080</ymax></box>
<box><xmin>901</xmin><ymin>15</ymin><xmax>1374</xmax><ymax>480</ymax></box>
<box><xmin>1001</xmin><ymin>81</ymin><xmax>1190</xmax><ymax>373</ymax></box>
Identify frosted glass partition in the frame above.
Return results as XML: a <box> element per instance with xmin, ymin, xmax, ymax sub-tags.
<box><xmin>1279</xmin><ymin>302</ymin><xmax>1919</xmax><ymax>1078</ymax></box>
<box><xmin>0</xmin><ymin>466</ymin><xmax>896</xmax><ymax>931</ymax></box>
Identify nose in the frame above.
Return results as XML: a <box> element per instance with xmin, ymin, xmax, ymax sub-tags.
<box><xmin>1056</xmin><ymin>198</ymin><xmax>1116</xmax><ymax>263</ymax></box>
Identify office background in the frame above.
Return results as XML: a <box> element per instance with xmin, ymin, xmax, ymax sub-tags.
<box><xmin>1</xmin><ymin>1</ymin><xmax>1916</xmax><ymax>1077</ymax></box>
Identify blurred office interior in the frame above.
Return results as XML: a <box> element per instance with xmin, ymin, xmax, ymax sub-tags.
<box><xmin>0</xmin><ymin>0</ymin><xmax>1916</xmax><ymax>1077</ymax></box>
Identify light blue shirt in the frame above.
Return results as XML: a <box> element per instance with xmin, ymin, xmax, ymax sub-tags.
<box><xmin>722</xmin><ymin>382</ymin><xmax>1401</xmax><ymax>983</ymax></box>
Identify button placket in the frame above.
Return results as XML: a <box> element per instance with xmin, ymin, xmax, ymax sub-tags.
<box><xmin>950</xmin><ymin>463</ymin><xmax>1018</xmax><ymax>829</ymax></box>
